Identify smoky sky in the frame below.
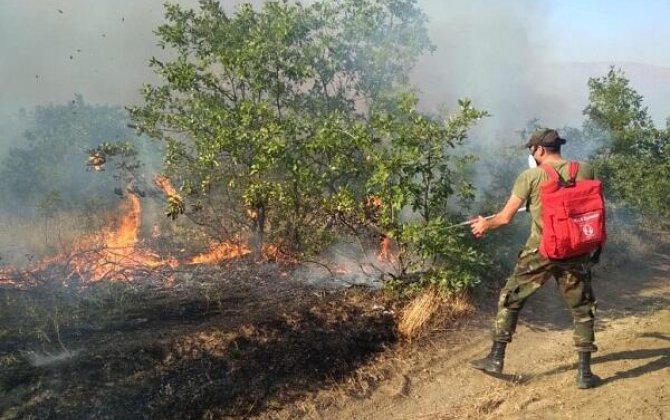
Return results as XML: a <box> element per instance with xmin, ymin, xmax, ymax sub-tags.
<box><xmin>1</xmin><ymin>0</ymin><xmax>669</xmax><ymax>137</ymax></box>
<box><xmin>1</xmin><ymin>0</ymin><xmax>196</xmax><ymax>114</ymax></box>
<box><xmin>415</xmin><ymin>0</ymin><xmax>549</xmax><ymax>141</ymax></box>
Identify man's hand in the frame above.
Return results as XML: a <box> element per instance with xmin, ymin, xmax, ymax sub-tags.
<box><xmin>468</xmin><ymin>195</ymin><xmax>525</xmax><ymax>239</ymax></box>
<box><xmin>470</xmin><ymin>216</ymin><xmax>489</xmax><ymax>238</ymax></box>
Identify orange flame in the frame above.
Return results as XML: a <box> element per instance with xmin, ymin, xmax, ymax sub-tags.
<box><xmin>154</xmin><ymin>175</ymin><xmax>178</xmax><ymax>196</ymax></box>
<box><xmin>105</xmin><ymin>193</ymin><xmax>140</xmax><ymax>249</ymax></box>
<box><xmin>0</xmin><ymin>183</ymin><xmax>295</xmax><ymax>289</ymax></box>
<box><xmin>189</xmin><ymin>241</ymin><xmax>251</xmax><ymax>265</ymax></box>
<box><xmin>0</xmin><ymin>193</ymin><xmax>175</xmax><ymax>286</ymax></box>
<box><xmin>71</xmin><ymin>194</ymin><xmax>173</xmax><ymax>281</ymax></box>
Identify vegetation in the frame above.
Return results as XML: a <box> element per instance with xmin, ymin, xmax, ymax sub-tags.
<box><xmin>583</xmin><ymin>67</ymin><xmax>670</xmax><ymax>224</ymax></box>
<box><xmin>0</xmin><ymin>96</ymin><xmax>134</xmax><ymax>215</ymax></box>
<box><xmin>2</xmin><ymin>6</ymin><xmax>665</xmax><ymax>296</ymax></box>
<box><xmin>129</xmin><ymin>0</ymin><xmax>489</xmax><ymax>293</ymax></box>
<box><xmin>2</xmin><ymin>3</ymin><xmax>670</xmax><ymax>420</ymax></box>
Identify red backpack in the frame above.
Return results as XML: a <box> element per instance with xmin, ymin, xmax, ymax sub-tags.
<box><xmin>539</xmin><ymin>161</ymin><xmax>606</xmax><ymax>259</ymax></box>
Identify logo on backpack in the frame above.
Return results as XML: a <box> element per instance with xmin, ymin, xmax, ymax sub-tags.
<box><xmin>538</xmin><ymin>162</ymin><xmax>606</xmax><ymax>259</ymax></box>
<box><xmin>582</xmin><ymin>224</ymin><xmax>594</xmax><ymax>237</ymax></box>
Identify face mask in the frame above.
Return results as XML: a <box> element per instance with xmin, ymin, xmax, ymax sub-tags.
<box><xmin>528</xmin><ymin>154</ymin><xmax>537</xmax><ymax>168</ymax></box>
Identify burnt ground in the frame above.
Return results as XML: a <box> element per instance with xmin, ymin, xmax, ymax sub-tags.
<box><xmin>1</xmin><ymin>241</ymin><xmax>669</xmax><ymax>420</ymax></box>
<box><xmin>0</xmin><ymin>260</ymin><xmax>401</xmax><ymax>419</ymax></box>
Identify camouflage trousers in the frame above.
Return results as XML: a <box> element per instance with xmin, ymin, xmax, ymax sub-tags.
<box><xmin>493</xmin><ymin>248</ymin><xmax>598</xmax><ymax>352</ymax></box>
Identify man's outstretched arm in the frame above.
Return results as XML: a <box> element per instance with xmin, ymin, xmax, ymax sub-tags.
<box><xmin>470</xmin><ymin>195</ymin><xmax>525</xmax><ymax>238</ymax></box>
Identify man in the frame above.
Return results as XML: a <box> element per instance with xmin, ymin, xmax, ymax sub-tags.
<box><xmin>468</xmin><ymin>128</ymin><xmax>601</xmax><ymax>389</ymax></box>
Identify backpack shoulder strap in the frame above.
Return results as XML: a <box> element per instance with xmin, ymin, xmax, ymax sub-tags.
<box><xmin>540</xmin><ymin>163</ymin><xmax>559</xmax><ymax>183</ymax></box>
<box><xmin>542</xmin><ymin>162</ymin><xmax>580</xmax><ymax>186</ymax></box>
<box><xmin>569</xmin><ymin>161</ymin><xmax>580</xmax><ymax>182</ymax></box>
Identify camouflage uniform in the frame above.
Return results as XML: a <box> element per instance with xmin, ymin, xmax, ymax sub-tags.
<box><xmin>493</xmin><ymin>159</ymin><xmax>599</xmax><ymax>352</ymax></box>
<box><xmin>473</xmin><ymin>130</ymin><xmax>602</xmax><ymax>389</ymax></box>
<box><xmin>493</xmin><ymin>248</ymin><xmax>597</xmax><ymax>352</ymax></box>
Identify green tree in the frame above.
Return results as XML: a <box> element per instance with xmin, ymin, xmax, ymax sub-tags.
<box><xmin>364</xmin><ymin>95</ymin><xmax>488</xmax><ymax>292</ymax></box>
<box><xmin>0</xmin><ymin>96</ymin><xmax>139</xmax><ymax>214</ymax></box>
<box><xmin>129</xmin><ymin>0</ymin><xmax>433</xmax><ymax>250</ymax></box>
<box><xmin>584</xmin><ymin>67</ymin><xmax>655</xmax><ymax>155</ymax></box>
<box><xmin>131</xmin><ymin>0</ymin><xmax>488</xmax><ymax>293</ymax></box>
<box><xmin>584</xmin><ymin>67</ymin><xmax>670</xmax><ymax>221</ymax></box>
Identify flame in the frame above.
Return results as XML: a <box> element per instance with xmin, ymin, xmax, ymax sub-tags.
<box><xmin>0</xmin><ymin>195</ymin><xmax>163</xmax><ymax>287</ymax></box>
<box><xmin>154</xmin><ymin>175</ymin><xmax>178</xmax><ymax>196</ymax></box>
<box><xmin>0</xmin><ymin>183</ymin><xmax>294</xmax><ymax>290</ymax></box>
<box><xmin>366</xmin><ymin>195</ymin><xmax>382</xmax><ymax>209</ymax></box>
<box><xmin>189</xmin><ymin>241</ymin><xmax>251</xmax><ymax>265</ymax></box>
<box><xmin>67</xmin><ymin>194</ymin><xmax>174</xmax><ymax>282</ymax></box>
<box><xmin>105</xmin><ymin>193</ymin><xmax>140</xmax><ymax>249</ymax></box>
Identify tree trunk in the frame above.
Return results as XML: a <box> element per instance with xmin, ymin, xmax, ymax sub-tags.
<box><xmin>250</xmin><ymin>204</ymin><xmax>266</xmax><ymax>259</ymax></box>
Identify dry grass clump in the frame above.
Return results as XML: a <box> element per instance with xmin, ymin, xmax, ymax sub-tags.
<box><xmin>397</xmin><ymin>288</ymin><xmax>474</xmax><ymax>340</ymax></box>
<box><xmin>446</xmin><ymin>293</ymin><xmax>476</xmax><ymax>318</ymax></box>
<box><xmin>397</xmin><ymin>288</ymin><xmax>440</xmax><ymax>339</ymax></box>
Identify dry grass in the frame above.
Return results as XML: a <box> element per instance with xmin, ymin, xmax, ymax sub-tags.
<box><xmin>0</xmin><ymin>213</ymin><xmax>96</xmax><ymax>266</ymax></box>
<box><xmin>397</xmin><ymin>288</ymin><xmax>440</xmax><ymax>339</ymax></box>
<box><xmin>444</xmin><ymin>293</ymin><xmax>476</xmax><ymax>319</ymax></box>
<box><xmin>397</xmin><ymin>289</ymin><xmax>475</xmax><ymax>340</ymax></box>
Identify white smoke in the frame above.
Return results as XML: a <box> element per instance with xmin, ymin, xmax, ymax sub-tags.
<box><xmin>1</xmin><ymin>0</ymin><xmax>668</xmax><ymax>130</ymax></box>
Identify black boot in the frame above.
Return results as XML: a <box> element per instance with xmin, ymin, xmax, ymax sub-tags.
<box><xmin>470</xmin><ymin>341</ymin><xmax>506</xmax><ymax>374</ymax></box>
<box><xmin>576</xmin><ymin>351</ymin><xmax>601</xmax><ymax>389</ymax></box>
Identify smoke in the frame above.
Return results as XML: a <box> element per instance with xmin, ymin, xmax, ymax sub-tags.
<box><xmin>25</xmin><ymin>349</ymin><xmax>81</xmax><ymax>367</ymax></box>
<box><xmin>413</xmin><ymin>1</ymin><xmax>548</xmax><ymax>137</ymax></box>
<box><xmin>0</xmin><ymin>0</ymin><xmax>667</xmax><ymax>261</ymax></box>
<box><xmin>292</xmin><ymin>240</ymin><xmax>391</xmax><ymax>290</ymax></box>
<box><xmin>0</xmin><ymin>0</ymin><xmax>270</xmax><ymax>115</ymax></box>
<box><xmin>2</xmin><ymin>1</ymin><xmax>667</xmax><ymax>133</ymax></box>
<box><xmin>413</xmin><ymin>1</ymin><xmax>670</xmax><ymax>144</ymax></box>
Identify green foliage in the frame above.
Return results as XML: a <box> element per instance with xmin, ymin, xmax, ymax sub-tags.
<box><xmin>131</xmin><ymin>0</ymin><xmax>488</xmax><ymax>293</ymax></box>
<box><xmin>584</xmin><ymin>67</ymin><xmax>654</xmax><ymax>155</ymax></box>
<box><xmin>365</xmin><ymin>95</ymin><xmax>489</xmax><ymax>291</ymax></box>
<box><xmin>383</xmin><ymin>218</ymin><xmax>484</xmax><ymax>295</ymax></box>
<box><xmin>90</xmin><ymin>141</ymin><xmax>139</xmax><ymax>160</ymax></box>
<box><xmin>129</xmin><ymin>0</ymin><xmax>430</xmax><ymax>246</ymax></box>
<box><xmin>0</xmin><ymin>96</ymin><xmax>140</xmax><ymax>214</ymax></box>
<box><xmin>368</xmin><ymin>96</ymin><xmax>486</xmax><ymax>222</ymax></box>
<box><xmin>583</xmin><ymin>67</ymin><xmax>670</xmax><ymax>222</ymax></box>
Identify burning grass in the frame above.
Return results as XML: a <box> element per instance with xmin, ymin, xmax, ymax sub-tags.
<box><xmin>0</xmin><ymin>183</ymin><xmax>482</xmax><ymax>418</ymax></box>
<box><xmin>0</xmin><ymin>193</ymin><xmax>254</xmax><ymax>289</ymax></box>
<box><xmin>188</xmin><ymin>240</ymin><xmax>251</xmax><ymax>265</ymax></box>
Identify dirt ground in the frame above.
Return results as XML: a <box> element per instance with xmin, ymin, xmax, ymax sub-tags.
<box><xmin>1</xmin><ymin>242</ymin><xmax>668</xmax><ymax>419</ymax></box>
<box><xmin>309</xmin><ymin>246</ymin><xmax>670</xmax><ymax>420</ymax></box>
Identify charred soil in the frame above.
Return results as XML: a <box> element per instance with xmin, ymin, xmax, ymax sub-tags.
<box><xmin>1</xmin><ymin>244</ymin><xmax>669</xmax><ymax>419</ymax></box>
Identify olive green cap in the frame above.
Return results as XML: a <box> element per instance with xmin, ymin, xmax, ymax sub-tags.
<box><xmin>524</xmin><ymin>128</ymin><xmax>567</xmax><ymax>149</ymax></box>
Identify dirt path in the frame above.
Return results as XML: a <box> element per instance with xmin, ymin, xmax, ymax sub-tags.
<box><xmin>312</xmin><ymin>249</ymin><xmax>670</xmax><ymax>419</ymax></box>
